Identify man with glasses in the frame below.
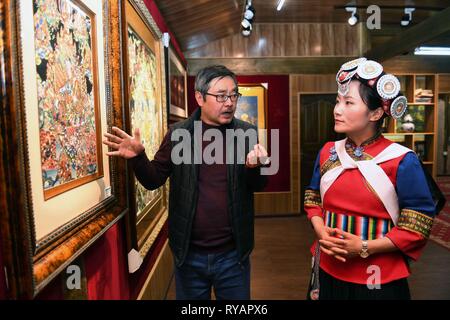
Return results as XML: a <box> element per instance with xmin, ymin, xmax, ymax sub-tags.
<box><xmin>103</xmin><ymin>65</ymin><xmax>269</xmax><ymax>299</ymax></box>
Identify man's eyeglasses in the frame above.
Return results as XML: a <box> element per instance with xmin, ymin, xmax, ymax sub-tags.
<box><xmin>204</xmin><ymin>92</ymin><xmax>242</xmax><ymax>103</ymax></box>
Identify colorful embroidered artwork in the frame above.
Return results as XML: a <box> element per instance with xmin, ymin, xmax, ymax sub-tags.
<box><xmin>235</xmin><ymin>96</ymin><xmax>258</xmax><ymax>126</ymax></box>
<box><xmin>33</xmin><ymin>0</ymin><xmax>102</xmax><ymax>198</ymax></box>
<box><xmin>127</xmin><ymin>26</ymin><xmax>161</xmax><ymax>215</ymax></box>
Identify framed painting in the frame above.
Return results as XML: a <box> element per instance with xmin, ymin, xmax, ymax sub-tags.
<box><xmin>169</xmin><ymin>48</ymin><xmax>188</xmax><ymax>119</ymax></box>
<box><xmin>122</xmin><ymin>0</ymin><xmax>168</xmax><ymax>269</ymax></box>
<box><xmin>0</xmin><ymin>0</ymin><xmax>128</xmax><ymax>298</ymax></box>
<box><xmin>236</xmin><ymin>83</ymin><xmax>268</xmax><ymax>146</ymax></box>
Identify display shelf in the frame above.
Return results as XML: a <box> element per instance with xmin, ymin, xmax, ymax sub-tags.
<box><xmin>383</xmin><ymin>74</ymin><xmax>438</xmax><ymax>177</ymax></box>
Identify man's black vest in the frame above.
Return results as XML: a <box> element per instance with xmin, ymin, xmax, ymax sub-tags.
<box><xmin>168</xmin><ymin>108</ymin><xmax>266</xmax><ymax>267</ymax></box>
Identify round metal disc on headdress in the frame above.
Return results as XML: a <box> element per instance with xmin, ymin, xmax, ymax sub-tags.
<box><xmin>390</xmin><ymin>96</ymin><xmax>408</xmax><ymax>119</ymax></box>
<box><xmin>340</xmin><ymin>57</ymin><xmax>367</xmax><ymax>72</ymax></box>
<box><xmin>338</xmin><ymin>81</ymin><xmax>350</xmax><ymax>96</ymax></box>
<box><xmin>336</xmin><ymin>69</ymin><xmax>357</xmax><ymax>84</ymax></box>
<box><xmin>356</xmin><ymin>60</ymin><xmax>383</xmax><ymax>80</ymax></box>
<box><xmin>377</xmin><ymin>74</ymin><xmax>400</xmax><ymax>99</ymax></box>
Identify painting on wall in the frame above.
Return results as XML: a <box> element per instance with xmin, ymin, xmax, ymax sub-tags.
<box><xmin>123</xmin><ymin>0</ymin><xmax>168</xmax><ymax>263</ymax></box>
<box><xmin>236</xmin><ymin>84</ymin><xmax>267</xmax><ymax>129</ymax></box>
<box><xmin>0</xmin><ymin>0</ymin><xmax>128</xmax><ymax>298</ymax></box>
<box><xmin>169</xmin><ymin>48</ymin><xmax>188</xmax><ymax>119</ymax></box>
<box><xmin>127</xmin><ymin>26</ymin><xmax>162</xmax><ymax>215</ymax></box>
<box><xmin>236</xmin><ymin>84</ymin><xmax>268</xmax><ymax>146</ymax></box>
<box><xmin>34</xmin><ymin>0</ymin><xmax>103</xmax><ymax>200</ymax></box>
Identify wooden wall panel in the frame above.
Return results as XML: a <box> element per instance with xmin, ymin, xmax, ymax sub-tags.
<box><xmin>188</xmin><ymin>56</ymin><xmax>450</xmax><ymax>76</ymax></box>
<box><xmin>383</xmin><ymin>56</ymin><xmax>450</xmax><ymax>74</ymax></box>
<box><xmin>185</xmin><ymin>23</ymin><xmax>360</xmax><ymax>58</ymax></box>
<box><xmin>254</xmin><ymin>192</ymin><xmax>292</xmax><ymax>215</ymax></box>
<box><xmin>187</xmin><ymin>57</ymin><xmax>354</xmax><ymax>75</ymax></box>
<box><xmin>290</xmin><ymin>74</ymin><xmax>336</xmax><ymax>214</ymax></box>
<box><xmin>440</xmin><ymin>74</ymin><xmax>450</xmax><ymax>93</ymax></box>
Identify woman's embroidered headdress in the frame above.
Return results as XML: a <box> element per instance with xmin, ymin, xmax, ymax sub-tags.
<box><xmin>336</xmin><ymin>57</ymin><xmax>407</xmax><ymax>119</ymax></box>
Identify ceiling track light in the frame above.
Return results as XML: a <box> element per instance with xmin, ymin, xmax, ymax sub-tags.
<box><xmin>276</xmin><ymin>0</ymin><xmax>285</xmax><ymax>11</ymax></box>
<box><xmin>345</xmin><ymin>6</ymin><xmax>358</xmax><ymax>26</ymax></box>
<box><xmin>401</xmin><ymin>7</ymin><xmax>415</xmax><ymax>26</ymax></box>
<box><xmin>241</xmin><ymin>0</ymin><xmax>255</xmax><ymax>36</ymax></box>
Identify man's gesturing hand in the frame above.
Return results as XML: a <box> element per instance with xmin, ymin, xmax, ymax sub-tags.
<box><xmin>245</xmin><ymin>144</ymin><xmax>269</xmax><ymax>168</ymax></box>
<box><xmin>103</xmin><ymin>126</ymin><xmax>145</xmax><ymax>159</ymax></box>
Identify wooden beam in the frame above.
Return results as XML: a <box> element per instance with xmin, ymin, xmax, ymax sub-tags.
<box><xmin>187</xmin><ymin>55</ymin><xmax>450</xmax><ymax>75</ymax></box>
<box><xmin>365</xmin><ymin>7</ymin><xmax>450</xmax><ymax>61</ymax></box>
<box><xmin>187</xmin><ymin>57</ymin><xmax>356</xmax><ymax>75</ymax></box>
<box><xmin>383</xmin><ymin>55</ymin><xmax>450</xmax><ymax>74</ymax></box>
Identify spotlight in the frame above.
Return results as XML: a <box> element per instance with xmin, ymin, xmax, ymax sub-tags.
<box><xmin>345</xmin><ymin>7</ymin><xmax>358</xmax><ymax>26</ymax></box>
<box><xmin>244</xmin><ymin>3</ymin><xmax>255</xmax><ymax>20</ymax></box>
<box><xmin>241</xmin><ymin>18</ymin><xmax>251</xmax><ymax>29</ymax></box>
<box><xmin>242</xmin><ymin>28</ymin><xmax>251</xmax><ymax>37</ymax></box>
<box><xmin>401</xmin><ymin>7</ymin><xmax>415</xmax><ymax>27</ymax></box>
<box><xmin>276</xmin><ymin>0</ymin><xmax>285</xmax><ymax>11</ymax></box>
<box><xmin>242</xmin><ymin>21</ymin><xmax>252</xmax><ymax>36</ymax></box>
<box><xmin>241</xmin><ymin>0</ymin><xmax>254</xmax><ymax>37</ymax></box>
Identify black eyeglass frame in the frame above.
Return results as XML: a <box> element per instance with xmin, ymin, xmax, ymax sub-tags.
<box><xmin>204</xmin><ymin>92</ymin><xmax>242</xmax><ymax>103</ymax></box>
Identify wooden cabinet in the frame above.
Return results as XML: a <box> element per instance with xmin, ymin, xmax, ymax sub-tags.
<box><xmin>383</xmin><ymin>74</ymin><xmax>438</xmax><ymax>177</ymax></box>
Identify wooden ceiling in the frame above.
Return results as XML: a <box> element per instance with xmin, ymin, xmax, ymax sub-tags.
<box><xmin>153</xmin><ymin>0</ymin><xmax>245</xmax><ymax>51</ymax></box>
<box><xmin>153</xmin><ymin>0</ymin><xmax>450</xmax><ymax>52</ymax></box>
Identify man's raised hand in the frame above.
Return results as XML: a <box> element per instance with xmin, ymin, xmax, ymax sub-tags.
<box><xmin>103</xmin><ymin>126</ymin><xmax>145</xmax><ymax>159</ymax></box>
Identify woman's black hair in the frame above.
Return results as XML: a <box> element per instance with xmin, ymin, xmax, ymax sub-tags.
<box><xmin>355</xmin><ymin>79</ymin><xmax>387</xmax><ymax>129</ymax></box>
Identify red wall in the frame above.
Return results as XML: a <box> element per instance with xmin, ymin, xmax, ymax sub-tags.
<box><xmin>85</xmin><ymin>222</ymin><xmax>129</xmax><ymax>299</ymax></box>
<box><xmin>188</xmin><ymin>75</ymin><xmax>291</xmax><ymax>192</ymax></box>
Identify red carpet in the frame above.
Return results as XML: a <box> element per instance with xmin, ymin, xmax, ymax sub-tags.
<box><xmin>429</xmin><ymin>177</ymin><xmax>450</xmax><ymax>250</ymax></box>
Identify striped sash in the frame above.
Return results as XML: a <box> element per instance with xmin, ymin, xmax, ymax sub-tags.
<box><xmin>324</xmin><ymin>211</ymin><xmax>393</xmax><ymax>240</ymax></box>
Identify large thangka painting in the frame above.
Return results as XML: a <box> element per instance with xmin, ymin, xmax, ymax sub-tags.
<box><xmin>2</xmin><ymin>0</ymin><xmax>126</xmax><ymax>297</ymax></box>
<box><xmin>127</xmin><ymin>26</ymin><xmax>162</xmax><ymax>216</ymax></box>
<box><xmin>33</xmin><ymin>0</ymin><xmax>103</xmax><ymax>200</ymax></box>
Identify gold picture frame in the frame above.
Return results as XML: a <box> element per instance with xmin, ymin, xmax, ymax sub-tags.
<box><xmin>122</xmin><ymin>0</ymin><xmax>168</xmax><ymax>266</ymax></box>
<box><xmin>0</xmin><ymin>0</ymin><xmax>128</xmax><ymax>298</ymax></box>
<box><xmin>237</xmin><ymin>83</ymin><xmax>268</xmax><ymax>146</ymax></box>
<box><xmin>169</xmin><ymin>48</ymin><xmax>188</xmax><ymax>119</ymax></box>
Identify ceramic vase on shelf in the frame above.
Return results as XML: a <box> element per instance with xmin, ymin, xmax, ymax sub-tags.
<box><xmin>401</xmin><ymin>114</ymin><xmax>415</xmax><ymax>132</ymax></box>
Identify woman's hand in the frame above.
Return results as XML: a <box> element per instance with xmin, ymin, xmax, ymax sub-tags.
<box><xmin>103</xmin><ymin>126</ymin><xmax>145</xmax><ymax>159</ymax></box>
<box><xmin>319</xmin><ymin>228</ymin><xmax>363</xmax><ymax>262</ymax></box>
<box><xmin>310</xmin><ymin>217</ymin><xmax>348</xmax><ymax>262</ymax></box>
<box><xmin>317</xmin><ymin>227</ymin><xmax>349</xmax><ymax>262</ymax></box>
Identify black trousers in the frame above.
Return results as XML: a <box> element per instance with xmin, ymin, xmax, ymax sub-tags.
<box><xmin>308</xmin><ymin>268</ymin><xmax>411</xmax><ymax>300</ymax></box>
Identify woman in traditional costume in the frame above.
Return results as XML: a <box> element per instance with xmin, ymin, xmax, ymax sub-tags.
<box><xmin>305</xmin><ymin>58</ymin><xmax>435</xmax><ymax>300</ymax></box>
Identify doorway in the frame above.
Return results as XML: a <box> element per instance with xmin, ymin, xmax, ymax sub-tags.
<box><xmin>299</xmin><ymin>94</ymin><xmax>344</xmax><ymax>212</ymax></box>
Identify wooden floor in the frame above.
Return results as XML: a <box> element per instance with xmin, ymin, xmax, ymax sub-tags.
<box><xmin>166</xmin><ymin>215</ymin><xmax>450</xmax><ymax>300</ymax></box>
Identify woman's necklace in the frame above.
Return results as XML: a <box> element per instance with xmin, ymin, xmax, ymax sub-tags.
<box><xmin>346</xmin><ymin>142</ymin><xmax>364</xmax><ymax>158</ymax></box>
